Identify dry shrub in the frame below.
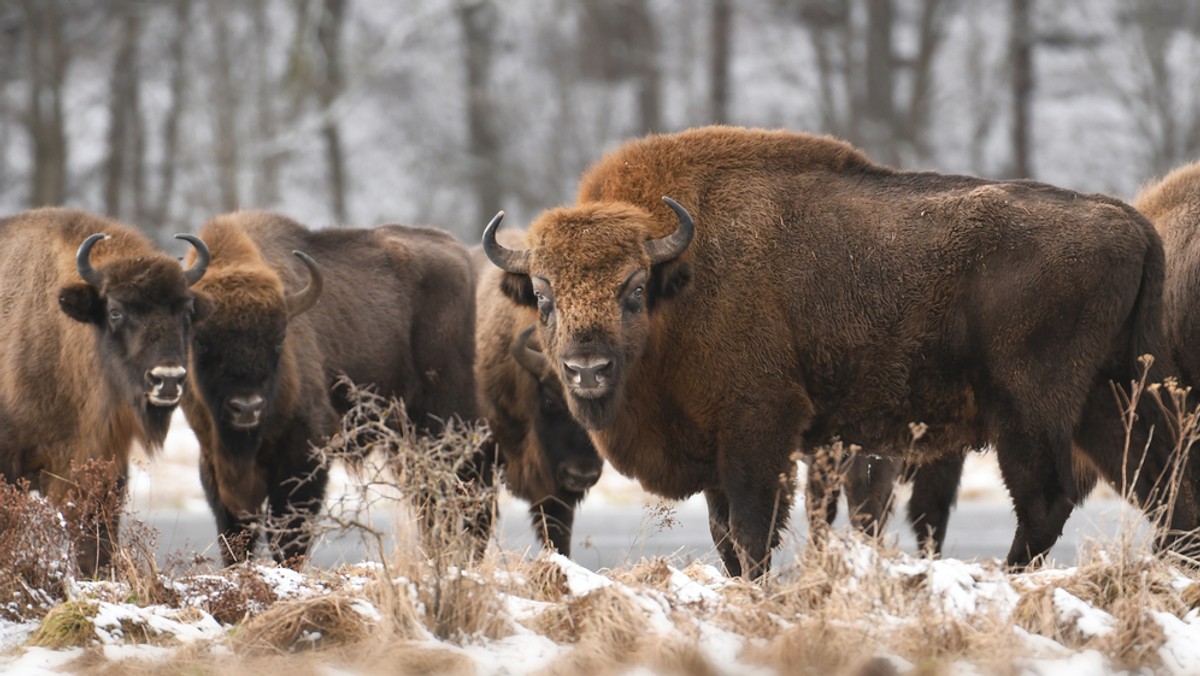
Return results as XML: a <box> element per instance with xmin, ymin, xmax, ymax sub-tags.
<box><xmin>318</xmin><ymin>383</ymin><xmax>503</xmax><ymax>642</ymax></box>
<box><xmin>519</xmin><ymin>556</ymin><xmax>571</xmax><ymax>602</ymax></box>
<box><xmin>0</xmin><ymin>478</ymin><xmax>72</xmax><ymax>621</ymax></box>
<box><xmin>610</xmin><ymin>556</ymin><xmax>673</xmax><ymax>590</ymax></box>
<box><xmin>30</xmin><ymin>600</ymin><xmax>96</xmax><ymax>649</ymax></box>
<box><xmin>1097</xmin><ymin>596</ymin><xmax>1167</xmax><ymax>672</ymax></box>
<box><xmin>64</xmin><ymin>457</ymin><xmax>127</xmax><ymax>577</ymax></box>
<box><xmin>748</xmin><ymin>618</ymin><xmax>874</xmax><ymax>676</ymax></box>
<box><xmin>182</xmin><ymin>565</ymin><xmax>277</xmax><ymax>625</ymax></box>
<box><xmin>234</xmin><ymin>594</ymin><xmax>374</xmax><ymax>655</ymax></box>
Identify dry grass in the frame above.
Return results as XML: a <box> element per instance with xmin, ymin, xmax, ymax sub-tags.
<box><xmin>0</xmin><ymin>479</ymin><xmax>72</xmax><ymax>622</ymax></box>
<box><xmin>11</xmin><ymin>376</ymin><xmax>1200</xmax><ymax>675</ymax></box>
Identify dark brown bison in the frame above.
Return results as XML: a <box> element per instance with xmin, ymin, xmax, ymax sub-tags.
<box><xmin>0</xmin><ymin>208</ymin><xmax>210</xmax><ymax>575</ymax></box>
<box><xmin>182</xmin><ymin>211</ymin><xmax>484</xmax><ymax>565</ymax></box>
<box><xmin>476</xmin><ymin>240</ymin><xmax>603</xmax><ymax>556</ymax></box>
<box><xmin>483</xmin><ymin>126</ymin><xmax>1199</xmax><ymax>578</ymax></box>
<box><xmin>804</xmin><ymin>450</ymin><xmax>964</xmax><ymax>555</ymax></box>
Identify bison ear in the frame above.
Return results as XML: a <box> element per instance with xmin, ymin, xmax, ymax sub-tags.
<box><xmin>499</xmin><ymin>272</ymin><xmax>537</xmax><ymax>308</ymax></box>
<box><xmin>647</xmin><ymin>260</ymin><xmax>692</xmax><ymax>311</ymax></box>
<box><xmin>58</xmin><ymin>284</ymin><xmax>104</xmax><ymax>324</ymax></box>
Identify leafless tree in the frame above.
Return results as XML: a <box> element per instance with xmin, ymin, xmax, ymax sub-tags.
<box><xmin>21</xmin><ymin>0</ymin><xmax>69</xmax><ymax>207</ymax></box>
<box><xmin>103</xmin><ymin>0</ymin><xmax>146</xmax><ymax>221</ymax></box>
<box><xmin>1009</xmin><ymin>0</ymin><xmax>1033</xmax><ymax>178</ymax></box>
<box><xmin>316</xmin><ymin>0</ymin><xmax>349</xmax><ymax>223</ymax></box>
<box><xmin>709</xmin><ymin>0</ymin><xmax>732</xmax><ymax>124</ymax></box>
<box><xmin>208</xmin><ymin>1</ymin><xmax>241</xmax><ymax>212</ymax></box>
<box><xmin>457</xmin><ymin>0</ymin><xmax>502</xmax><ymax>235</ymax></box>
<box><xmin>152</xmin><ymin>0</ymin><xmax>192</xmax><ymax>233</ymax></box>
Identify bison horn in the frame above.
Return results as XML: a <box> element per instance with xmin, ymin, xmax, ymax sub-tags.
<box><xmin>646</xmin><ymin>196</ymin><xmax>695</xmax><ymax>265</ymax></box>
<box><xmin>285</xmin><ymin>250</ymin><xmax>323</xmax><ymax>318</ymax></box>
<box><xmin>76</xmin><ymin>233</ymin><xmax>110</xmax><ymax>288</ymax></box>
<box><xmin>482</xmin><ymin>210</ymin><xmax>531</xmax><ymax>274</ymax></box>
<box><xmin>511</xmin><ymin>324</ymin><xmax>549</xmax><ymax>375</ymax></box>
<box><xmin>174</xmin><ymin>234</ymin><xmax>211</xmax><ymax>286</ymax></box>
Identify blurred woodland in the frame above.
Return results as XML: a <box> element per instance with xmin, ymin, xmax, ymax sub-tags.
<box><xmin>2</xmin><ymin>0</ymin><xmax>1200</xmax><ymax>244</ymax></box>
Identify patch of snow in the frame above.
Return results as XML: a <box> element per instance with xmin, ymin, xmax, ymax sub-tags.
<box><xmin>667</xmin><ymin>566</ymin><xmax>719</xmax><ymax>605</ymax></box>
<box><xmin>255</xmin><ymin>564</ymin><xmax>320</xmax><ymax>600</ymax></box>
<box><xmin>349</xmin><ymin>599</ymin><xmax>382</xmax><ymax>623</ymax></box>
<box><xmin>1052</xmin><ymin>589</ymin><xmax>1115</xmax><ymax>638</ymax></box>
<box><xmin>0</xmin><ymin>647</ymin><xmax>84</xmax><ymax>675</ymax></box>
<box><xmin>548</xmin><ymin>553</ymin><xmax>612</xmax><ymax>596</ymax></box>
<box><xmin>1154</xmin><ymin>610</ymin><xmax>1200</xmax><ymax>676</ymax></box>
<box><xmin>1018</xmin><ymin>649</ymin><xmax>1110</xmax><ymax>676</ymax></box>
<box><xmin>0</xmin><ymin>620</ymin><xmax>38</xmax><ymax>652</ymax></box>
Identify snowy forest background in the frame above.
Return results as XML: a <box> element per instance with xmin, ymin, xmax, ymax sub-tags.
<box><xmin>1</xmin><ymin>0</ymin><xmax>1199</xmax><ymax>248</ymax></box>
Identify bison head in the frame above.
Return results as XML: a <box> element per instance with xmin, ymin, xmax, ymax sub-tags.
<box><xmin>57</xmin><ymin>233</ymin><xmax>212</xmax><ymax>444</ymax></box>
<box><xmin>189</xmin><ymin>252</ymin><xmax>322</xmax><ymax>456</ymax></box>
<box><xmin>511</xmin><ymin>325</ymin><xmax>603</xmax><ymax>493</ymax></box>
<box><xmin>485</xmin><ymin>197</ymin><xmax>694</xmax><ymax>430</ymax></box>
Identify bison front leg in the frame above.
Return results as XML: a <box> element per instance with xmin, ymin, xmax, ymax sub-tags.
<box><xmin>718</xmin><ymin>434</ymin><xmax>796</xmax><ymax>580</ymax></box>
<box><xmin>803</xmin><ymin>445</ymin><xmax>846</xmax><ymax>545</ymax></box>
<box><xmin>199</xmin><ymin>454</ymin><xmax>261</xmax><ymax>566</ymax></box>
<box><xmin>530</xmin><ymin>493</ymin><xmax>577</xmax><ymax>556</ymax></box>
<box><xmin>704</xmin><ymin>488</ymin><xmax>741</xmax><ymax>578</ymax></box>
<box><xmin>843</xmin><ymin>452</ymin><xmax>901</xmax><ymax>540</ymax></box>
<box><xmin>265</xmin><ymin>437</ymin><xmax>329</xmax><ymax>567</ymax></box>
<box><xmin>905</xmin><ymin>453</ymin><xmax>965</xmax><ymax>556</ymax></box>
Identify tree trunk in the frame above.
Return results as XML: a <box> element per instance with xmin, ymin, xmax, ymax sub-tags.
<box><xmin>251</xmin><ymin>0</ymin><xmax>281</xmax><ymax>207</ymax></box>
<box><xmin>209</xmin><ymin>1</ymin><xmax>240</xmax><ymax>212</ymax></box>
<box><xmin>708</xmin><ymin>0</ymin><xmax>732</xmax><ymax>124</ymax></box>
<box><xmin>153</xmin><ymin>0</ymin><xmax>192</xmax><ymax>232</ymax></box>
<box><xmin>902</xmin><ymin>0</ymin><xmax>949</xmax><ymax>164</ymax></box>
<box><xmin>104</xmin><ymin>0</ymin><xmax>142</xmax><ymax>220</ymax></box>
<box><xmin>457</xmin><ymin>0</ymin><xmax>503</xmax><ymax>235</ymax></box>
<box><xmin>317</xmin><ymin>0</ymin><xmax>349</xmax><ymax>223</ymax></box>
<box><xmin>1009</xmin><ymin>0</ymin><xmax>1033</xmax><ymax>178</ymax></box>
<box><xmin>22</xmin><ymin>0</ymin><xmax>69</xmax><ymax>207</ymax></box>
<box><xmin>863</xmin><ymin>0</ymin><xmax>897</xmax><ymax>165</ymax></box>
<box><xmin>631</xmin><ymin>0</ymin><xmax>661</xmax><ymax>135</ymax></box>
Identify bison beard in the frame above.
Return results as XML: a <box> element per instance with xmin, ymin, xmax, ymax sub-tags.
<box><xmin>484</xmin><ymin>126</ymin><xmax>1200</xmax><ymax>579</ymax></box>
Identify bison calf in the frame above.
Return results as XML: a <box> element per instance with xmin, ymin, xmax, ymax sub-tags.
<box><xmin>182</xmin><ymin>211</ymin><xmax>485</xmax><ymax>566</ymax></box>
<box><xmin>0</xmin><ymin>208</ymin><xmax>210</xmax><ymax>575</ymax></box>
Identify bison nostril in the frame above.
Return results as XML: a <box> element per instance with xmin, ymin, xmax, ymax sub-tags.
<box><xmin>226</xmin><ymin>395</ymin><xmax>265</xmax><ymax>417</ymax></box>
<box><xmin>562</xmin><ymin>357</ymin><xmax>614</xmax><ymax>389</ymax></box>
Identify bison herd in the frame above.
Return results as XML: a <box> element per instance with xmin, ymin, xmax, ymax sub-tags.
<box><xmin>6</xmin><ymin>125</ymin><xmax>1200</xmax><ymax>580</ymax></box>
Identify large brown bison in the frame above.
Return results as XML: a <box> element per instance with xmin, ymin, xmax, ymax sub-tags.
<box><xmin>182</xmin><ymin>211</ymin><xmax>484</xmax><ymax>565</ymax></box>
<box><xmin>483</xmin><ymin>126</ymin><xmax>1199</xmax><ymax>578</ymax></box>
<box><xmin>476</xmin><ymin>241</ymin><xmax>603</xmax><ymax>556</ymax></box>
<box><xmin>1136</xmin><ymin>162</ymin><xmax>1200</xmax><ymax>391</ymax></box>
<box><xmin>0</xmin><ymin>208</ymin><xmax>210</xmax><ymax>575</ymax></box>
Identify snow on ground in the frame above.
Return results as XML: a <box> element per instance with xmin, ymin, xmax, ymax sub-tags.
<box><xmin>3</xmin><ymin>537</ymin><xmax>1200</xmax><ymax>675</ymax></box>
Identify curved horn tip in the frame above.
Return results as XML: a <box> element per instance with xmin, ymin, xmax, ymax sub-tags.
<box><xmin>482</xmin><ymin>209</ymin><xmax>531</xmax><ymax>274</ymax></box>
<box><xmin>75</xmin><ymin>233</ymin><xmax>111</xmax><ymax>287</ymax></box>
<box><xmin>285</xmin><ymin>249</ymin><xmax>323</xmax><ymax>317</ymax></box>
<box><xmin>174</xmin><ymin>233</ymin><xmax>211</xmax><ymax>286</ymax></box>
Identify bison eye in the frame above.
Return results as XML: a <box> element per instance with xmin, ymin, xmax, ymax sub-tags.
<box><xmin>633</xmin><ymin>285</ymin><xmax>644</xmax><ymax>299</ymax></box>
<box><xmin>275</xmin><ymin>343</ymin><xmax>284</xmax><ymax>354</ymax></box>
<box><xmin>108</xmin><ymin>309</ymin><xmax>123</xmax><ymax>322</ymax></box>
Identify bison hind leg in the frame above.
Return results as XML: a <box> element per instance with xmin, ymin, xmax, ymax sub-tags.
<box><xmin>905</xmin><ymin>452</ymin><xmax>966</xmax><ymax>556</ymax></box>
<box><xmin>994</xmin><ymin>423</ymin><xmax>1077</xmax><ymax>569</ymax></box>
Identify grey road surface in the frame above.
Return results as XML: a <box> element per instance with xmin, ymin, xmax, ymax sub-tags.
<box><xmin>134</xmin><ymin>493</ymin><xmax>1152</xmax><ymax>573</ymax></box>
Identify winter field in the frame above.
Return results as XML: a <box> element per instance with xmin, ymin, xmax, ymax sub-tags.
<box><xmin>3</xmin><ymin>412</ymin><xmax>1200</xmax><ymax>676</ymax></box>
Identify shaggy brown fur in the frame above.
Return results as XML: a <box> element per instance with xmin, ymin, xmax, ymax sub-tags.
<box><xmin>183</xmin><ymin>211</ymin><xmax>483</xmax><ymax>565</ymax></box>
<box><xmin>474</xmin><ymin>238</ymin><xmax>603</xmax><ymax>556</ymax></box>
<box><xmin>0</xmin><ymin>208</ymin><xmax>208</xmax><ymax>575</ymax></box>
<box><xmin>488</xmin><ymin>126</ymin><xmax>1197</xmax><ymax>578</ymax></box>
<box><xmin>1136</xmin><ymin>162</ymin><xmax>1200</xmax><ymax>389</ymax></box>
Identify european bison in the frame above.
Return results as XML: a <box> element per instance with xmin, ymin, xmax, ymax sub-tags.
<box><xmin>476</xmin><ymin>241</ymin><xmax>603</xmax><ymax>555</ymax></box>
<box><xmin>1136</xmin><ymin>162</ymin><xmax>1200</xmax><ymax>391</ymax></box>
<box><xmin>804</xmin><ymin>450</ymin><xmax>964</xmax><ymax>555</ymax></box>
<box><xmin>182</xmin><ymin>211</ymin><xmax>484</xmax><ymax>565</ymax></box>
<box><xmin>0</xmin><ymin>208</ymin><xmax>210</xmax><ymax>575</ymax></box>
<box><xmin>483</xmin><ymin>126</ymin><xmax>1198</xmax><ymax>578</ymax></box>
